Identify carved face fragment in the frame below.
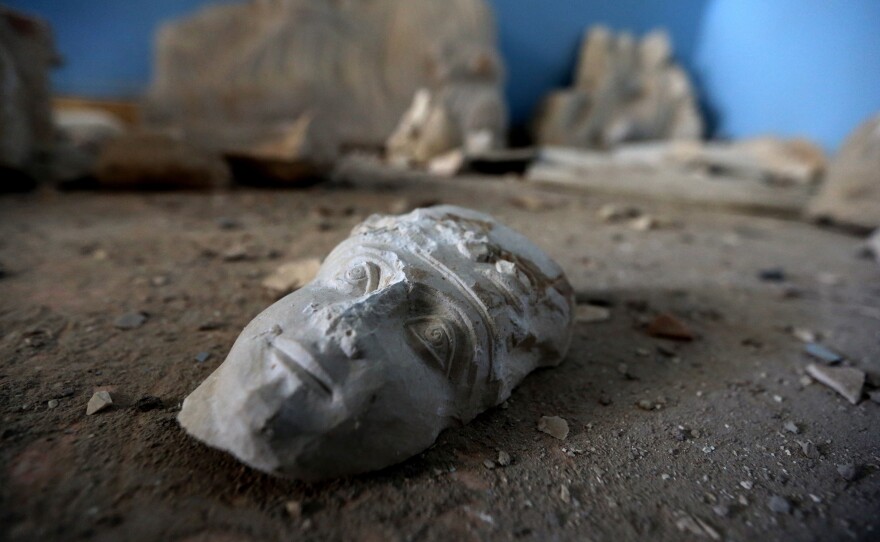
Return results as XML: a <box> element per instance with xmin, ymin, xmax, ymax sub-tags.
<box><xmin>178</xmin><ymin>206</ymin><xmax>573</xmax><ymax>479</ymax></box>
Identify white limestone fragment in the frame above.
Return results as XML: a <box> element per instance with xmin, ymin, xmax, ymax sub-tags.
<box><xmin>86</xmin><ymin>391</ymin><xmax>113</xmax><ymax>415</ymax></box>
<box><xmin>806</xmin><ymin>363</ymin><xmax>865</xmax><ymax>405</ymax></box>
<box><xmin>179</xmin><ymin>206</ymin><xmax>574</xmax><ymax>479</ymax></box>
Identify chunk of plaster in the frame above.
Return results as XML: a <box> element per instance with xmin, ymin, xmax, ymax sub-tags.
<box><xmin>179</xmin><ymin>206</ymin><xmax>574</xmax><ymax>479</ymax></box>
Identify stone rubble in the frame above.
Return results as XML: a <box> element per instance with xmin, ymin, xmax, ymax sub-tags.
<box><xmin>806</xmin><ymin>363</ymin><xmax>865</xmax><ymax>405</ymax></box>
<box><xmin>537</xmin><ymin>416</ymin><xmax>570</xmax><ymax>440</ymax></box>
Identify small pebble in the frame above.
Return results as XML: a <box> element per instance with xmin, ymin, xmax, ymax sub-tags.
<box><xmin>783</xmin><ymin>421</ymin><xmax>800</xmax><ymax>434</ymax></box>
<box><xmin>837</xmin><ymin>463</ymin><xmax>858</xmax><ymax>482</ymax></box>
<box><xmin>47</xmin><ymin>399</ymin><xmax>59</xmax><ymax>409</ymax></box>
<box><xmin>768</xmin><ymin>495</ymin><xmax>792</xmax><ymax>514</ymax></box>
<box><xmin>537</xmin><ymin>415</ymin><xmax>569</xmax><ymax>440</ymax></box>
<box><xmin>636</xmin><ymin>399</ymin><xmax>654</xmax><ymax>411</ymax></box>
<box><xmin>497</xmin><ymin>450</ymin><xmax>511</xmax><ymax>467</ymax></box>
<box><xmin>646</xmin><ymin>313</ymin><xmax>694</xmax><ymax>341</ymax></box>
<box><xmin>799</xmin><ymin>440</ymin><xmax>820</xmax><ymax>459</ymax></box>
<box><xmin>114</xmin><ymin>312</ymin><xmax>147</xmax><ymax>330</ymax></box>
<box><xmin>712</xmin><ymin>505</ymin><xmax>730</xmax><ymax>518</ymax></box>
<box><xmin>195</xmin><ymin>351</ymin><xmax>211</xmax><ymax>363</ymax></box>
<box><xmin>86</xmin><ymin>391</ymin><xmax>113</xmax><ymax>415</ymax></box>
<box><xmin>740</xmin><ymin>481</ymin><xmax>753</xmax><ymax>490</ymax></box>
<box><xmin>483</xmin><ymin>459</ymin><xmax>495</xmax><ymax>470</ymax></box>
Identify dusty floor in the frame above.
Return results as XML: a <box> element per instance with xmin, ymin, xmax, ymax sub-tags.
<box><xmin>1</xmin><ymin>172</ymin><xmax>879</xmax><ymax>541</ymax></box>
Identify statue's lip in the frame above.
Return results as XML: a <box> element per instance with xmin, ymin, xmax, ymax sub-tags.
<box><xmin>269</xmin><ymin>337</ymin><xmax>334</xmax><ymax>396</ymax></box>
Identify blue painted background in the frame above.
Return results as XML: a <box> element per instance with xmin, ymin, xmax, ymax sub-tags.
<box><xmin>6</xmin><ymin>0</ymin><xmax>880</xmax><ymax>150</ymax></box>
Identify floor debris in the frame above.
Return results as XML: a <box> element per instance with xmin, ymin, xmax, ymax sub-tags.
<box><xmin>767</xmin><ymin>495</ymin><xmax>792</xmax><ymax>514</ymax></box>
<box><xmin>575</xmin><ymin>304</ymin><xmax>611</xmax><ymax>323</ymax></box>
<box><xmin>262</xmin><ymin>258</ymin><xmax>322</xmax><ymax>296</ymax></box>
<box><xmin>783</xmin><ymin>421</ymin><xmax>800</xmax><ymax>434</ymax></box>
<box><xmin>537</xmin><ymin>415</ymin><xmax>569</xmax><ymax>440</ymax></box>
<box><xmin>804</xmin><ymin>343</ymin><xmax>843</xmax><ymax>364</ymax></box>
<box><xmin>86</xmin><ymin>391</ymin><xmax>113</xmax><ymax>415</ymax></box>
<box><xmin>806</xmin><ymin>363</ymin><xmax>865</xmax><ymax>405</ymax></box>
<box><xmin>646</xmin><ymin>313</ymin><xmax>694</xmax><ymax>341</ymax></box>
<box><xmin>837</xmin><ymin>463</ymin><xmax>859</xmax><ymax>482</ymax></box>
<box><xmin>113</xmin><ymin>312</ymin><xmax>147</xmax><ymax>330</ymax></box>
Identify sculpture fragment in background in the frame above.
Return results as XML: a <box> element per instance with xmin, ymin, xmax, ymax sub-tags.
<box><xmin>534</xmin><ymin>26</ymin><xmax>703</xmax><ymax>149</ymax></box>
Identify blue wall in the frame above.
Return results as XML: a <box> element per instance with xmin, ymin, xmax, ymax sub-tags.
<box><xmin>7</xmin><ymin>0</ymin><xmax>880</xmax><ymax>150</ymax></box>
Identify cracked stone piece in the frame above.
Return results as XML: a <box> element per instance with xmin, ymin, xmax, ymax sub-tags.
<box><xmin>86</xmin><ymin>391</ymin><xmax>113</xmax><ymax>415</ymax></box>
<box><xmin>179</xmin><ymin>206</ymin><xmax>574</xmax><ymax>479</ymax></box>
<box><xmin>806</xmin><ymin>363</ymin><xmax>865</xmax><ymax>405</ymax></box>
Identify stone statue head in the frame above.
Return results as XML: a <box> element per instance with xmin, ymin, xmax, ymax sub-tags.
<box><xmin>179</xmin><ymin>205</ymin><xmax>573</xmax><ymax>479</ymax></box>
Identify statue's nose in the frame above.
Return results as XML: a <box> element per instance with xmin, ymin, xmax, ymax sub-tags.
<box><xmin>267</xmin><ymin>336</ymin><xmax>335</xmax><ymax>396</ymax></box>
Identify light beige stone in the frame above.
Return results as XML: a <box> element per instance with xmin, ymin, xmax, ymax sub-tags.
<box><xmin>535</xmin><ymin>26</ymin><xmax>702</xmax><ymax>149</ymax></box>
<box><xmin>262</xmin><ymin>258</ymin><xmax>322</xmax><ymax>295</ymax></box>
<box><xmin>148</xmin><ymin>0</ymin><xmax>506</xmax><ymax>159</ymax></box>
<box><xmin>807</xmin><ymin>114</ymin><xmax>880</xmax><ymax>230</ymax></box>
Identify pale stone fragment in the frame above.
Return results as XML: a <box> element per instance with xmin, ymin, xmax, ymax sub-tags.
<box><xmin>807</xmin><ymin>114</ymin><xmax>880</xmax><ymax>230</ymax></box>
<box><xmin>537</xmin><ymin>415</ymin><xmax>569</xmax><ymax>440</ymax></box>
<box><xmin>806</xmin><ymin>363</ymin><xmax>865</xmax><ymax>405</ymax></box>
<box><xmin>179</xmin><ymin>206</ymin><xmax>574</xmax><ymax>479</ymax></box>
<box><xmin>86</xmin><ymin>391</ymin><xmax>113</xmax><ymax>415</ymax></box>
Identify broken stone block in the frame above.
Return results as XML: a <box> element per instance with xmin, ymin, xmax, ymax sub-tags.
<box><xmin>807</xmin><ymin>114</ymin><xmax>880</xmax><ymax>230</ymax></box>
<box><xmin>94</xmin><ymin>132</ymin><xmax>231</xmax><ymax>190</ymax></box>
<box><xmin>178</xmin><ymin>206</ymin><xmax>574</xmax><ymax>479</ymax></box>
<box><xmin>147</xmin><ymin>0</ymin><xmax>507</xmax><ymax>159</ymax></box>
<box><xmin>535</xmin><ymin>26</ymin><xmax>702</xmax><ymax>149</ymax></box>
<box><xmin>0</xmin><ymin>7</ymin><xmax>58</xmax><ymax>188</ymax></box>
<box><xmin>806</xmin><ymin>363</ymin><xmax>865</xmax><ymax>405</ymax></box>
<box><xmin>225</xmin><ymin>113</ymin><xmax>337</xmax><ymax>186</ymax></box>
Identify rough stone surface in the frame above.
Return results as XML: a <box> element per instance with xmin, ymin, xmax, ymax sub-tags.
<box><xmin>0</xmin><ymin>7</ymin><xmax>57</xmax><ymax>179</ymax></box>
<box><xmin>95</xmin><ymin>132</ymin><xmax>231</xmax><ymax>189</ymax></box>
<box><xmin>534</xmin><ymin>27</ymin><xmax>702</xmax><ymax>149</ymax></box>
<box><xmin>178</xmin><ymin>206</ymin><xmax>574</xmax><ymax>479</ymax></box>
<box><xmin>806</xmin><ymin>363</ymin><xmax>865</xmax><ymax>405</ymax></box>
<box><xmin>807</xmin><ymin>114</ymin><xmax>880</xmax><ymax>230</ymax></box>
<box><xmin>147</xmin><ymin>0</ymin><xmax>506</xmax><ymax>157</ymax></box>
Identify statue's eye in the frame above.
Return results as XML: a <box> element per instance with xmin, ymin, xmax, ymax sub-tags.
<box><xmin>340</xmin><ymin>262</ymin><xmax>380</xmax><ymax>295</ymax></box>
<box><xmin>407</xmin><ymin>317</ymin><xmax>455</xmax><ymax>376</ymax></box>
